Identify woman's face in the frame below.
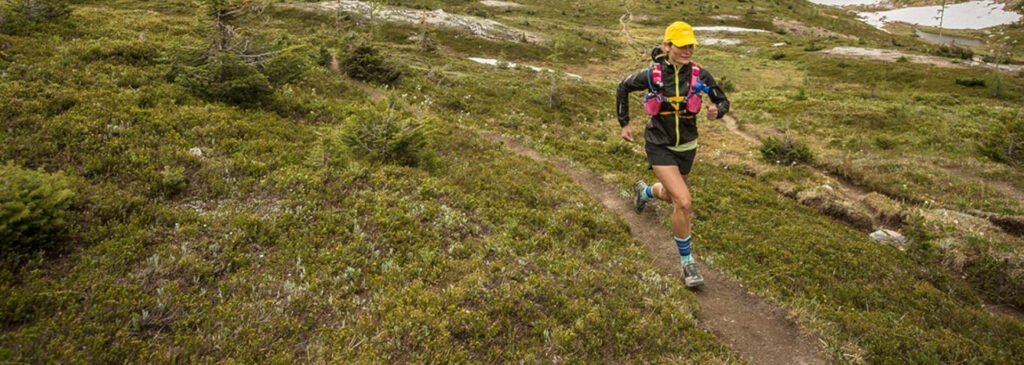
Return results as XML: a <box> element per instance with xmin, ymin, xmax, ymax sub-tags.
<box><xmin>662</xmin><ymin>42</ymin><xmax>695</xmax><ymax>65</ymax></box>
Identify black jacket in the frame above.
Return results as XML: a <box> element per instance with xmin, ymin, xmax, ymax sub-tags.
<box><xmin>616</xmin><ymin>47</ymin><xmax>730</xmax><ymax>147</ymax></box>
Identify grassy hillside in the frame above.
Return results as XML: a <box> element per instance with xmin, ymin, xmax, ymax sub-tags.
<box><xmin>2</xmin><ymin>0</ymin><xmax>1023</xmax><ymax>363</ymax></box>
<box><xmin>0</xmin><ymin>1</ymin><xmax>737</xmax><ymax>362</ymax></box>
<box><xmin>410</xmin><ymin>41</ymin><xmax>1024</xmax><ymax>363</ymax></box>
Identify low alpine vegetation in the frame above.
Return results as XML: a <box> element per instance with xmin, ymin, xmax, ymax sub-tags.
<box><xmin>0</xmin><ymin>164</ymin><xmax>74</xmax><ymax>259</ymax></box>
<box><xmin>980</xmin><ymin>114</ymin><xmax>1024</xmax><ymax>166</ymax></box>
<box><xmin>341</xmin><ymin>101</ymin><xmax>435</xmax><ymax>168</ymax></box>
<box><xmin>342</xmin><ymin>43</ymin><xmax>402</xmax><ymax>85</ymax></box>
<box><xmin>760</xmin><ymin>135</ymin><xmax>815</xmax><ymax>165</ymax></box>
<box><xmin>0</xmin><ymin>0</ymin><xmax>70</xmax><ymax>34</ymax></box>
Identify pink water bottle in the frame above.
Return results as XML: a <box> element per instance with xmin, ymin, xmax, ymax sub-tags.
<box><xmin>644</xmin><ymin>64</ymin><xmax>666</xmax><ymax>116</ymax></box>
<box><xmin>652</xmin><ymin>64</ymin><xmax>663</xmax><ymax>88</ymax></box>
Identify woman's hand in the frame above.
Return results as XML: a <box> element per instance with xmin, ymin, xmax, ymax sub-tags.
<box><xmin>621</xmin><ymin>125</ymin><xmax>634</xmax><ymax>142</ymax></box>
<box><xmin>706</xmin><ymin>104</ymin><xmax>719</xmax><ymax>120</ymax></box>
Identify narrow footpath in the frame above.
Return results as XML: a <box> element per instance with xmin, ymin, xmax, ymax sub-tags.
<box><xmin>347</xmin><ymin>75</ymin><xmax>828</xmax><ymax>364</ymax></box>
<box><xmin>478</xmin><ymin>130</ymin><xmax>828</xmax><ymax>365</ymax></box>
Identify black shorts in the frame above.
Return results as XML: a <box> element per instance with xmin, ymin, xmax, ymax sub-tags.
<box><xmin>645</xmin><ymin>144</ymin><xmax>697</xmax><ymax>175</ymax></box>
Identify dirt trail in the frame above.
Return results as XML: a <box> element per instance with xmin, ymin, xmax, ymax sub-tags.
<box><xmin>346</xmin><ymin>76</ymin><xmax>827</xmax><ymax>363</ymax></box>
<box><xmin>478</xmin><ymin>130</ymin><xmax>828</xmax><ymax>365</ymax></box>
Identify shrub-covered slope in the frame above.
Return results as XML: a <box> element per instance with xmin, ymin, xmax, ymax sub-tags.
<box><xmin>0</xmin><ymin>1</ymin><xmax>737</xmax><ymax>363</ymax></box>
<box><xmin>2</xmin><ymin>0</ymin><xmax>1023</xmax><ymax>363</ymax></box>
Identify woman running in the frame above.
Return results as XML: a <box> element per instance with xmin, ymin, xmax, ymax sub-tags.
<box><xmin>616</xmin><ymin>21</ymin><xmax>730</xmax><ymax>288</ymax></box>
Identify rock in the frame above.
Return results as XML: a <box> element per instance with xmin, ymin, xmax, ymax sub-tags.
<box><xmin>870</xmin><ymin>229</ymin><xmax>907</xmax><ymax>246</ymax></box>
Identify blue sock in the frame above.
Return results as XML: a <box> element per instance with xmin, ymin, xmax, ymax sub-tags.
<box><xmin>641</xmin><ymin>186</ymin><xmax>654</xmax><ymax>201</ymax></box>
<box><xmin>675</xmin><ymin>235</ymin><xmax>693</xmax><ymax>263</ymax></box>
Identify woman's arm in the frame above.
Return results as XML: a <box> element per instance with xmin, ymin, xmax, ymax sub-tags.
<box><xmin>616</xmin><ymin>69</ymin><xmax>651</xmax><ymax>127</ymax></box>
<box><xmin>700</xmin><ymin>69</ymin><xmax>730</xmax><ymax>119</ymax></box>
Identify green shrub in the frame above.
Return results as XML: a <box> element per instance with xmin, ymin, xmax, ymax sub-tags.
<box><xmin>760</xmin><ymin>135</ymin><xmax>814</xmax><ymax>165</ymax></box>
<box><xmin>260</xmin><ymin>50</ymin><xmax>309</xmax><ymax>86</ymax></box>
<box><xmin>0</xmin><ymin>164</ymin><xmax>74</xmax><ymax>256</ymax></box>
<box><xmin>955</xmin><ymin>78</ymin><xmax>986</xmax><ymax>87</ymax></box>
<box><xmin>981</xmin><ymin>53</ymin><xmax>1015</xmax><ymax>64</ymax></box>
<box><xmin>788</xmin><ymin>87</ymin><xmax>808</xmax><ymax>101</ymax></box>
<box><xmin>0</xmin><ymin>0</ymin><xmax>69</xmax><ymax>34</ymax></box>
<box><xmin>959</xmin><ymin>238</ymin><xmax>1024</xmax><ymax>309</ymax></box>
<box><xmin>317</xmin><ymin>46</ymin><xmax>332</xmax><ymax>68</ymax></box>
<box><xmin>13</xmin><ymin>0</ymin><xmax>68</xmax><ymax>22</ymax></box>
<box><xmin>341</xmin><ymin>44</ymin><xmax>401</xmax><ymax>85</ymax></box>
<box><xmin>717</xmin><ymin>76</ymin><xmax>736</xmax><ymax>92</ymax></box>
<box><xmin>873</xmin><ymin>135</ymin><xmax>899</xmax><ymax>150</ymax></box>
<box><xmin>769</xmin><ymin>52</ymin><xmax>786</xmax><ymax>60</ymax></box>
<box><xmin>80</xmin><ymin>40</ymin><xmax>160</xmax><ymax>66</ymax></box>
<box><xmin>158</xmin><ymin>165</ymin><xmax>187</xmax><ymax>197</ymax></box>
<box><xmin>341</xmin><ymin>101</ymin><xmax>433</xmax><ymax>167</ymax></box>
<box><xmin>933</xmin><ymin>44</ymin><xmax>973</xmax><ymax>60</ymax></box>
<box><xmin>175</xmin><ymin>53</ymin><xmax>273</xmax><ymax>106</ymax></box>
<box><xmin>979</xmin><ymin>114</ymin><xmax>1024</xmax><ymax>166</ymax></box>
<box><xmin>803</xmin><ymin>42</ymin><xmax>824</xmax><ymax>52</ymax></box>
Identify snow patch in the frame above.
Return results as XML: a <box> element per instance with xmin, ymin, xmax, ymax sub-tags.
<box><xmin>701</xmin><ymin>38</ymin><xmax>743</xmax><ymax>46</ymax></box>
<box><xmin>709</xmin><ymin>15</ymin><xmax>743</xmax><ymax>21</ymax></box>
<box><xmin>694</xmin><ymin>26</ymin><xmax>769</xmax><ymax>33</ymax></box>
<box><xmin>858</xmin><ymin>0</ymin><xmax>1022</xmax><ymax>30</ymax></box>
<box><xmin>809</xmin><ymin>0</ymin><xmax>884</xmax><ymax>6</ymax></box>
<box><xmin>305</xmin><ymin>1</ymin><xmax>543</xmax><ymax>43</ymax></box>
<box><xmin>468</xmin><ymin>57</ymin><xmax>583</xmax><ymax>79</ymax></box>
<box><xmin>820</xmin><ymin>47</ymin><xmax>1024</xmax><ymax>73</ymax></box>
<box><xmin>480</xmin><ymin>0</ymin><xmax>522</xmax><ymax>7</ymax></box>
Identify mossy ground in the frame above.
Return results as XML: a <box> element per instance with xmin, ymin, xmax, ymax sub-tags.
<box><xmin>0</xmin><ymin>1</ymin><xmax>742</xmax><ymax>363</ymax></box>
<box><xmin>2</xmin><ymin>0</ymin><xmax>1023</xmax><ymax>363</ymax></box>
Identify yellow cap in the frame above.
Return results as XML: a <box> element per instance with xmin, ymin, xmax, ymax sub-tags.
<box><xmin>664</xmin><ymin>21</ymin><xmax>698</xmax><ymax>47</ymax></box>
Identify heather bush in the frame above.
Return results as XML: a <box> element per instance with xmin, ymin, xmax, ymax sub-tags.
<box><xmin>0</xmin><ymin>164</ymin><xmax>74</xmax><ymax>256</ymax></box>
<box><xmin>0</xmin><ymin>0</ymin><xmax>69</xmax><ymax>34</ymax></box>
<box><xmin>933</xmin><ymin>43</ymin><xmax>974</xmax><ymax>60</ymax></box>
<box><xmin>341</xmin><ymin>101</ymin><xmax>433</xmax><ymax>167</ymax></box>
<box><xmin>341</xmin><ymin>44</ymin><xmax>401</xmax><ymax>85</ymax></box>
<box><xmin>980</xmin><ymin>114</ymin><xmax>1024</xmax><ymax>166</ymax></box>
<box><xmin>760</xmin><ymin>135</ymin><xmax>815</xmax><ymax>165</ymax></box>
<box><xmin>260</xmin><ymin>50</ymin><xmax>308</xmax><ymax>86</ymax></box>
<box><xmin>175</xmin><ymin>53</ymin><xmax>273</xmax><ymax>106</ymax></box>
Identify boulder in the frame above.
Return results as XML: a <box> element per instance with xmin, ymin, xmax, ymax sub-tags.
<box><xmin>870</xmin><ymin>229</ymin><xmax>908</xmax><ymax>247</ymax></box>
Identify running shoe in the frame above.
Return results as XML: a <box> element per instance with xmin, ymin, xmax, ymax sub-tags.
<box><xmin>683</xmin><ymin>261</ymin><xmax>704</xmax><ymax>288</ymax></box>
<box><xmin>634</xmin><ymin>180</ymin><xmax>650</xmax><ymax>214</ymax></box>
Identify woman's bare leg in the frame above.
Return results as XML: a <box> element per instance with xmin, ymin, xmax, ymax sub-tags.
<box><xmin>651</xmin><ymin>166</ymin><xmax>692</xmax><ymax>238</ymax></box>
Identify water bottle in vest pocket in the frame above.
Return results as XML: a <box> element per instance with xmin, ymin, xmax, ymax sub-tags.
<box><xmin>685</xmin><ymin>94</ymin><xmax>702</xmax><ymax>114</ymax></box>
<box><xmin>644</xmin><ymin>93</ymin><xmax>663</xmax><ymax>116</ymax></box>
<box><xmin>644</xmin><ymin>64</ymin><xmax>665</xmax><ymax>116</ymax></box>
